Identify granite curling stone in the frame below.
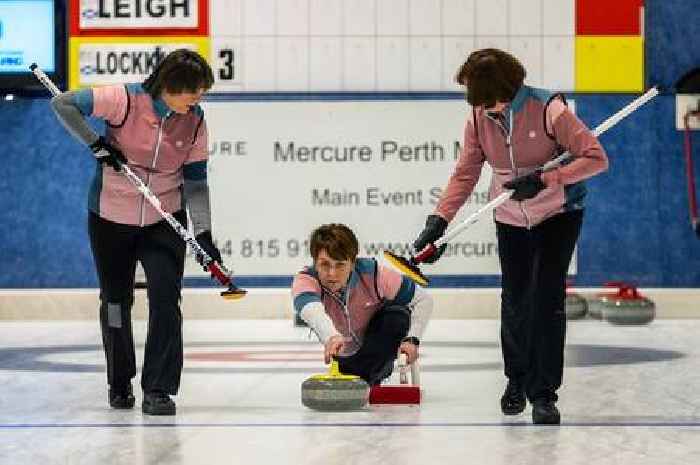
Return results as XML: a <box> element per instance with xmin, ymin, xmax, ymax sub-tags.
<box><xmin>601</xmin><ymin>283</ymin><xmax>655</xmax><ymax>325</ymax></box>
<box><xmin>587</xmin><ymin>281</ymin><xmax>623</xmax><ymax>320</ymax></box>
<box><xmin>565</xmin><ymin>290</ymin><xmax>588</xmax><ymax>320</ymax></box>
<box><xmin>302</xmin><ymin>359</ymin><xmax>369</xmax><ymax>411</ymax></box>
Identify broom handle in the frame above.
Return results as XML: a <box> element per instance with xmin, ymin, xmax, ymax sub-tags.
<box><xmin>410</xmin><ymin>359</ymin><xmax>420</xmax><ymax>386</ymax></box>
<box><xmin>30</xmin><ymin>63</ymin><xmax>235</xmax><ymax>287</ymax></box>
<box><xmin>398</xmin><ymin>353</ymin><xmax>408</xmax><ymax>384</ymax></box>
<box><xmin>434</xmin><ymin>86</ymin><xmax>659</xmax><ymax>248</ymax></box>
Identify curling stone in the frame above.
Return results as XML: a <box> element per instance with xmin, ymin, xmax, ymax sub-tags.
<box><xmin>301</xmin><ymin>359</ymin><xmax>369</xmax><ymax>411</ymax></box>
<box><xmin>587</xmin><ymin>282</ymin><xmax>623</xmax><ymax>320</ymax></box>
<box><xmin>601</xmin><ymin>283</ymin><xmax>655</xmax><ymax>325</ymax></box>
<box><xmin>565</xmin><ymin>285</ymin><xmax>588</xmax><ymax>320</ymax></box>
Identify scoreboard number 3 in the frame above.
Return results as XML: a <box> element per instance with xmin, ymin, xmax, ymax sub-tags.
<box><xmin>218</xmin><ymin>48</ymin><xmax>234</xmax><ymax>81</ymax></box>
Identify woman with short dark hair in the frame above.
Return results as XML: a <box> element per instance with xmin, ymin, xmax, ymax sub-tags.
<box><xmin>50</xmin><ymin>49</ymin><xmax>222</xmax><ymax>416</ymax></box>
<box><xmin>293</xmin><ymin>224</ymin><xmax>433</xmax><ymax>385</ymax></box>
<box><xmin>414</xmin><ymin>48</ymin><xmax>609</xmax><ymax>424</ymax></box>
<box><xmin>455</xmin><ymin>48</ymin><xmax>526</xmax><ymax>108</ymax></box>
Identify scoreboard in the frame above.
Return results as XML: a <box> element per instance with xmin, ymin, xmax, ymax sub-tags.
<box><xmin>68</xmin><ymin>0</ymin><xmax>645</xmax><ymax>92</ymax></box>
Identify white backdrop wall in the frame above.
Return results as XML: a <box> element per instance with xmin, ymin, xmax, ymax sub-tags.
<box><xmin>184</xmin><ymin>99</ymin><xmax>577</xmax><ymax>278</ymax></box>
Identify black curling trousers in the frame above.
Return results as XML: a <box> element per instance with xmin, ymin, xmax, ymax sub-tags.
<box><xmin>338</xmin><ymin>305</ymin><xmax>411</xmax><ymax>385</ymax></box>
<box><xmin>88</xmin><ymin>210</ymin><xmax>187</xmax><ymax>395</ymax></box>
<box><xmin>496</xmin><ymin>210</ymin><xmax>583</xmax><ymax>403</ymax></box>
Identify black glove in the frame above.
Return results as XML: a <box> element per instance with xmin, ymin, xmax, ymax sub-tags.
<box><xmin>195</xmin><ymin>230</ymin><xmax>223</xmax><ymax>270</ymax></box>
<box><xmin>695</xmin><ymin>222</ymin><xmax>700</xmax><ymax>238</ymax></box>
<box><xmin>503</xmin><ymin>170</ymin><xmax>545</xmax><ymax>201</ymax></box>
<box><xmin>413</xmin><ymin>214</ymin><xmax>448</xmax><ymax>264</ymax></box>
<box><xmin>89</xmin><ymin>137</ymin><xmax>127</xmax><ymax>172</ymax></box>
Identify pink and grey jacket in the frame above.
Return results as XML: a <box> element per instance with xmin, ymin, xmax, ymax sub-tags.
<box><xmin>291</xmin><ymin>258</ymin><xmax>418</xmax><ymax>356</ymax></box>
<box><xmin>436</xmin><ymin>85</ymin><xmax>609</xmax><ymax>228</ymax></box>
<box><xmin>75</xmin><ymin>83</ymin><xmax>209</xmax><ymax>226</ymax></box>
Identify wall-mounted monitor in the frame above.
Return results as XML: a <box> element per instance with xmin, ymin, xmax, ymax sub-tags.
<box><xmin>0</xmin><ymin>0</ymin><xmax>66</xmax><ymax>93</ymax></box>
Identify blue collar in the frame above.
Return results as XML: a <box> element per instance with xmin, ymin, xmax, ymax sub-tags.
<box><xmin>152</xmin><ymin>97</ymin><xmax>173</xmax><ymax>119</ymax></box>
<box><xmin>510</xmin><ymin>85</ymin><xmax>530</xmax><ymax>113</ymax></box>
<box><xmin>347</xmin><ymin>266</ymin><xmax>360</xmax><ymax>289</ymax></box>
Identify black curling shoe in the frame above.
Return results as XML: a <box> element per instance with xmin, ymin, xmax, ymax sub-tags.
<box><xmin>109</xmin><ymin>384</ymin><xmax>135</xmax><ymax>409</ymax></box>
<box><xmin>532</xmin><ymin>400</ymin><xmax>561</xmax><ymax>425</ymax></box>
<box><xmin>142</xmin><ymin>391</ymin><xmax>176</xmax><ymax>416</ymax></box>
<box><xmin>500</xmin><ymin>379</ymin><xmax>526</xmax><ymax>415</ymax></box>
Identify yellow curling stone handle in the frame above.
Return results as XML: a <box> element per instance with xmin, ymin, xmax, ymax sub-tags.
<box><xmin>310</xmin><ymin>359</ymin><xmax>360</xmax><ymax>381</ymax></box>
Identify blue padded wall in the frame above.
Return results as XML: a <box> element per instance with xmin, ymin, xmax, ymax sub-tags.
<box><xmin>574</xmin><ymin>94</ymin><xmax>700</xmax><ymax>287</ymax></box>
<box><xmin>647</xmin><ymin>0</ymin><xmax>700</xmax><ymax>93</ymax></box>
<box><xmin>0</xmin><ymin>98</ymin><xmax>97</xmax><ymax>287</ymax></box>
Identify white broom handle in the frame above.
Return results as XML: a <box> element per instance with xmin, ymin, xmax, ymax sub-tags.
<box><xmin>29</xmin><ymin>64</ymin><xmax>61</xmax><ymax>96</ymax></box>
<box><xmin>434</xmin><ymin>86</ymin><xmax>659</xmax><ymax>248</ymax></box>
<box><xmin>398</xmin><ymin>353</ymin><xmax>408</xmax><ymax>384</ymax></box>
<box><xmin>410</xmin><ymin>359</ymin><xmax>420</xmax><ymax>386</ymax></box>
<box><xmin>543</xmin><ymin>86</ymin><xmax>659</xmax><ymax>171</ymax></box>
<box><xmin>436</xmin><ymin>191</ymin><xmax>511</xmax><ymax>246</ymax></box>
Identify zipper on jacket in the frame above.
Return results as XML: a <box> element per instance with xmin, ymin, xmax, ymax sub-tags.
<box><xmin>485</xmin><ymin>111</ymin><xmax>509</xmax><ymax>139</ymax></box>
<box><xmin>503</xmin><ymin>109</ymin><xmax>532</xmax><ymax>229</ymax></box>
<box><xmin>324</xmin><ymin>284</ymin><xmax>360</xmax><ymax>346</ymax></box>
<box><xmin>140</xmin><ymin>115</ymin><xmax>167</xmax><ymax>226</ymax></box>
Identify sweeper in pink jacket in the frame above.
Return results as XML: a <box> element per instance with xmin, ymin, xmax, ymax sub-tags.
<box><xmin>413</xmin><ymin>48</ymin><xmax>608</xmax><ymax>424</ymax></box>
<box><xmin>51</xmin><ymin>49</ymin><xmax>222</xmax><ymax>416</ymax></box>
